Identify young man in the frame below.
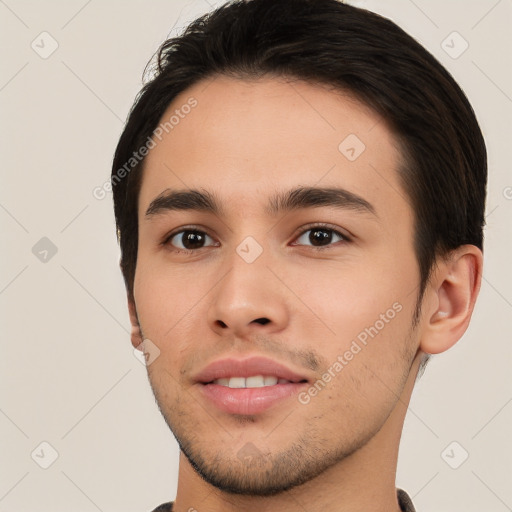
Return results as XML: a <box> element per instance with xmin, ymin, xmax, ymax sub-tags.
<box><xmin>111</xmin><ymin>0</ymin><xmax>486</xmax><ymax>510</ymax></box>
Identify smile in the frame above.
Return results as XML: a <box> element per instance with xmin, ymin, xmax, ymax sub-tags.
<box><xmin>195</xmin><ymin>356</ymin><xmax>311</xmax><ymax>414</ymax></box>
<box><xmin>211</xmin><ymin>375</ymin><xmax>299</xmax><ymax>388</ymax></box>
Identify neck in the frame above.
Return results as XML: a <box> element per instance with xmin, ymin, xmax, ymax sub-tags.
<box><xmin>172</xmin><ymin>353</ymin><xmax>422</xmax><ymax>512</ymax></box>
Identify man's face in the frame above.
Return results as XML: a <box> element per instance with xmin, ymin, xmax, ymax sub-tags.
<box><xmin>133</xmin><ymin>76</ymin><xmax>423</xmax><ymax>494</ymax></box>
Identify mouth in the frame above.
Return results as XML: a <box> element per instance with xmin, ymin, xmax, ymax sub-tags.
<box><xmin>208</xmin><ymin>375</ymin><xmax>307</xmax><ymax>388</ymax></box>
<box><xmin>195</xmin><ymin>356</ymin><xmax>310</xmax><ymax>415</ymax></box>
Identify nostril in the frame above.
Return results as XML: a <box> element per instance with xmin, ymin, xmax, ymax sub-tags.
<box><xmin>214</xmin><ymin>318</ymin><xmax>270</xmax><ymax>328</ymax></box>
<box><xmin>253</xmin><ymin>318</ymin><xmax>270</xmax><ymax>325</ymax></box>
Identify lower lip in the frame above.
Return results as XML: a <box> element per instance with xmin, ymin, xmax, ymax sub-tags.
<box><xmin>200</xmin><ymin>382</ymin><xmax>308</xmax><ymax>415</ymax></box>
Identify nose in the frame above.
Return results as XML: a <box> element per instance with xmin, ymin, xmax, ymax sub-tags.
<box><xmin>207</xmin><ymin>249</ymin><xmax>290</xmax><ymax>338</ymax></box>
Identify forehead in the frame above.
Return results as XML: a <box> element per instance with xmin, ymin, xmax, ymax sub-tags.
<box><xmin>138</xmin><ymin>76</ymin><xmax>408</xmax><ymax>223</ymax></box>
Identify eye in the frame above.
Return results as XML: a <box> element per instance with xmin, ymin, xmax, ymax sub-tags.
<box><xmin>163</xmin><ymin>224</ymin><xmax>349</xmax><ymax>254</ymax></box>
<box><xmin>165</xmin><ymin>228</ymin><xmax>217</xmax><ymax>253</ymax></box>
<box><xmin>292</xmin><ymin>225</ymin><xmax>348</xmax><ymax>249</ymax></box>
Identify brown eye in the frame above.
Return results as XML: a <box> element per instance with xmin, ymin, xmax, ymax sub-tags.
<box><xmin>167</xmin><ymin>230</ymin><xmax>215</xmax><ymax>251</ymax></box>
<box><xmin>294</xmin><ymin>226</ymin><xmax>347</xmax><ymax>248</ymax></box>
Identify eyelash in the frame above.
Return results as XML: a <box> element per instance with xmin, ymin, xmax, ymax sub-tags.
<box><xmin>162</xmin><ymin>223</ymin><xmax>351</xmax><ymax>255</ymax></box>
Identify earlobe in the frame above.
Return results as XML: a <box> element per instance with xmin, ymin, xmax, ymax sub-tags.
<box><xmin>128</xmin><ymin>297</ymin><xmax>144</xmax><ymax>349</ymax></box>
<box><xmin>420</xmin><ymin>245</ymin><xmax>483</xmax><ymax>355</ymax></box>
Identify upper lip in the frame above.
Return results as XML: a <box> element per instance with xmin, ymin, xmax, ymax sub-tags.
<box><xmin>194</xmin><ymin>356</ymin><xmax>310</xmax><ymax>384</ymax></box>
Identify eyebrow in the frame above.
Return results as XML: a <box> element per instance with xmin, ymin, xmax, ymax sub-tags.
<box><xmin>266</xmin><ymin>186</ymin><xmax>376</xmax><ymax>217</ymax></box>
<box><xmin>145</xmin><ymin>186</ymin><xmax>376</xmax><ymax>218</ymax></box>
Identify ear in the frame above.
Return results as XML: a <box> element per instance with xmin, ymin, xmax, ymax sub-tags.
<box><xmin>128</xmin><ymin>297</ymin><xmax>144</xmax><ymax>350</ymax></box>
<box><xmin>419</xmin><ymin>245</ymin><xmax>483</xmax><ymax>355</ymax></box>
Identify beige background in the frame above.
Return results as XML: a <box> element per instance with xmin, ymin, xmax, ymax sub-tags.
<box><xmin>1</xmin><ymin>0</ymin><xmax>511</xmax><ymax>511</ymax></box>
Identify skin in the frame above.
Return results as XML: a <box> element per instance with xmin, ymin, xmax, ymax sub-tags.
<box><xmin>128</xmin><ymin>76</ymin><xmax>482</xmax><ymax>512</ymax></box>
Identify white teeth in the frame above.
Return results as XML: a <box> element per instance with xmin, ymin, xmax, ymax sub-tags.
<box><xmin>228</xmin><ymin>377</ymin><xmax>246</xmax><ymax>388</ymax></box>
<box><xmin>246</xmin><ymin>375</ymin><xmax>265</xmax><ymax>388</ymax></box>
<box><xmin>212</xmin><ymin>375</ymin><xmax>289</xmax><ymax>388</ymax></box>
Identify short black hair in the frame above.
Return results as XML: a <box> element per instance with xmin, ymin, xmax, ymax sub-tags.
<box><xmin>112</xmin><ymin>0</ymin><xmax>487</xmax><ymax>322</ymax></box>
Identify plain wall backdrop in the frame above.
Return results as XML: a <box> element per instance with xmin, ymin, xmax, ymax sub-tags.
<box><xmin>1</xmin><ymin>0</ymin><xmax>511</xmax><ymax>511</ymax></box>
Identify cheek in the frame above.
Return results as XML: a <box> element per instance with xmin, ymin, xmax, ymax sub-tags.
<box><xmin>133</xmin><ymin>252</ymin><xmax>201</xmax><ymax>345</ymax></box>
<box><xmin>301</xmin><ymin>299</ymin><xmax>414</xmax><ymax>432</ymax></box>
<box><xmin>291</xmin><ymin>255</ymin><xmax>418</xmax><ymax>366</ymax></box>
<box><xmin>291</xmin><ymin>258</ymin><xmax>408</xmax><ymax>328</ymax></box>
